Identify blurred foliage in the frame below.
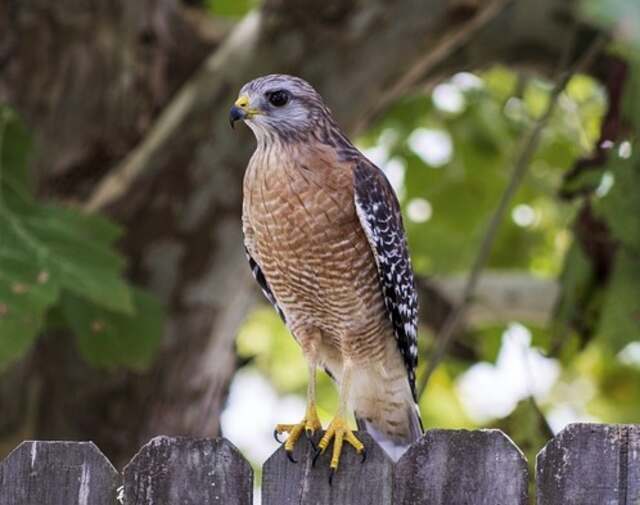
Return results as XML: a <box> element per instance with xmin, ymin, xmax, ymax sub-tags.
<box><xmin>0</xmin><ymin>107</ymin><xmax>164</xmax><ymax>371</ymax></box>
<box><xmin>205</xmin><ymin>0</ymin><xmax>258</xmax><ymax>18</ymax></box>
<box><xmin>361</xmin><ymin>68</ymin><xmax>601</xmax><ymax>278</ymax></box>
<box><xmin>229</xmin><ymin>1</ymin><xmax>640</xmax><ymax>490</ymax></box>
<box><xmin>0</xmin><ymin>0</ymin><xmax>638</xmax><ymax>497</ymax></box>
<box><xmin>582</xmin><ymin>0</ymin><xmax>640</xmax><ymax>53</ymax></box>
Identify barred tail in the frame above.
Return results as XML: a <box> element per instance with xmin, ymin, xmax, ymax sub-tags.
<box><xmin>356</xmin><ymin>405</ymin><xmax>422</xmax><ymax>461</ymax></box>
<box><xmin>353</xmin><ymin>377</ymin><xmax>423</xmax><ymax>462</ymax></box>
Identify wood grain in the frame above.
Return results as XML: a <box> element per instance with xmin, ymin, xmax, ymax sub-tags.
<box><xmin>123</xmin><ymin>436</ymin><xmax>252</xmax><ymax>505</ymax></box>
<box><xmin>0</xmin><ymin>441</ymin><xmax>119</xmax><ymax>505</ymax></box>
<box><xmin>262</xmin><ymin>432</ymin><xmax>393</xmax><ymax>505</ymax></box>
<box><xmin>394</xmin><ymin>429</ymin><xmax>528</xmax><ymax>504</ymax></box>
<box><xmin>1</xmin><ymin>426</ymin><xmax>639</xmax><ymax>504</ymax></box>
<box><xmin>537</xmin><ymin>423</ymin><xmax>640</xmax><ymax>505</ymax></box>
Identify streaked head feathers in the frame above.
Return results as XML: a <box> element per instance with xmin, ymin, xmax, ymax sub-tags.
<box><xmin>230</xmin><ymin>74</ymin><xmax>333</xmax><ymax>142</ymax></box>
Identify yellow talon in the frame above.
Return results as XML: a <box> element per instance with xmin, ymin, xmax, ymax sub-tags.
<box><xmin>316</xmin><ymin>415</ymin><xmax>364</xmax><ymax>471</ymax></box>
<box><xmin>274</xmin><ymin>403</ymin><xmax>322</xmax><ymax>455</ymax></box>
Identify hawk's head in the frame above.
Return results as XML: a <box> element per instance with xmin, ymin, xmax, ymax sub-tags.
<box><xmin>230</xmin><ymin>74</ymin><xmax>330</xmax><ymax>142</ymax></box>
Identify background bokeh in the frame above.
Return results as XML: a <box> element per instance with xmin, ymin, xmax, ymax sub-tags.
<box><xmin>0</xmin><ymin>0</ymin><xmax>638</xmax><ymax>500</ymax></box>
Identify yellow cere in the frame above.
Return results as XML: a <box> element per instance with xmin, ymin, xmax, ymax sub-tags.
<box><xmin>235</xmin><ymin>95</ymin><xmax>250</xmax><ymax>108</ymax></box>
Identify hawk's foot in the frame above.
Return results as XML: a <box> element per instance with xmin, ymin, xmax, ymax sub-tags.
<box><xmin>313</xmin><ymin>415</ymin><xmax>365</xmax><ymax>480</ymax></box>
<box><xmin>274</xmin><ymin>403</ymin><xmax>322</xmax><ymax>462</ymax></box>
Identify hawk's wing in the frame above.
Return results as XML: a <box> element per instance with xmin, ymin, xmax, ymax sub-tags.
<box><xmin>353</xmin><ymin>159</ymin><xmax>419</xmax><ymax>400</ymax></box>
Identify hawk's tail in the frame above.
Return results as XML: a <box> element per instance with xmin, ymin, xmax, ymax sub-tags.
<box><xmin>353</xmin><ymin>376</ymin><xmax>423</xmax><ymax>462</ymax></box>
<box><xmin>356</xmin><ymin>404</ymin><xmax>422</xmax><ymax>462</ymax></box>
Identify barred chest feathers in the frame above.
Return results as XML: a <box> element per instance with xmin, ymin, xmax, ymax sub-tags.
<box><xmin>242</xmin><ymin>143</ymin><xmax>390</xmax><ymax>357</ymax></box>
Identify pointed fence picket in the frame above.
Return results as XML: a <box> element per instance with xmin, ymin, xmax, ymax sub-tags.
<box><xmin>0</xmin><ymin>424</ymin><xmax>638</xmax><ymax>504</ymax></box>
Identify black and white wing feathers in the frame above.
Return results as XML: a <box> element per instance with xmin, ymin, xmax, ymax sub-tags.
<box><xmin>243</xmin><ymin>244</ymin><xmax>287</xmax><ymax>323</ymax></box>
<box><xmin>353</xmin><ymin>159</ymin><xmax>419</xmax><ymax>400</ymax></box>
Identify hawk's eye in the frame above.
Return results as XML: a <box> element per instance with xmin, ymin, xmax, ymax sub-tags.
<box><xmin>267</xmin><ymin>90</ymin><xmax>289</xmax><ymax>107</ymax></box>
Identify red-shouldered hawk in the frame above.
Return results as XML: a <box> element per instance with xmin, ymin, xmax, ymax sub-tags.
<box><xmin>230</xmin><ymin>74</ymin><xmax>422</xmax><ymax>477</ymax></box>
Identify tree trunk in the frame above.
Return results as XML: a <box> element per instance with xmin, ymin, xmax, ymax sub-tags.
<box><xmin>0</xmin><ymin>0</ymin><xmax>588</xmax><ymax>466</ymax></box>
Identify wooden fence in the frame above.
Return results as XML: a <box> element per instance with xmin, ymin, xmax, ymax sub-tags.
<box><xmin>0</xmin><ymin>423</ymin><xmax>638</xmax><ymax>504</ymax></box>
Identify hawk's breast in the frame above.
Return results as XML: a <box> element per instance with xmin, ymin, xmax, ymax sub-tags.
<box><xmin>243</xmin><ymin>145</ymin><xmax>391</xmax><ymax>360</ymax></box>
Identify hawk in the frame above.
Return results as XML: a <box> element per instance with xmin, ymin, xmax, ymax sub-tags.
<box><xmin>230</xmin><ymin>74</ymin><xmax>422</xmax><ymax>474</ymax></box>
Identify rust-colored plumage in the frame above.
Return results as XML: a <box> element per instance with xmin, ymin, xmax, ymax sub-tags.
<box><xmin>232</xmin><ymin>74</ymin><xmax>421</xmax><ymax>468</ymax></box>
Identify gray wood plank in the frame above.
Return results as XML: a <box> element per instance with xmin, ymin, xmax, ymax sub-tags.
<box><xmin>536</xmin><ymin>423</ymin><xmax>640</xmax><ymax>505</ymax></box>
<box><xmin>394</xmin><ymin>429</ymin><xmax>528</xmax><ymax>505</ymax></box>
<box><xmin>0</xmin><ymin>440</ymin><xmax>119</xmax><ymax>505</ymax></box>
<box><xmin>262</xmin><ymin>431</ymin><xmax>393</xmax><ymax>505</ymax></box>
<box><xmin>123</xmin><ymin>436</ymin><xmax>252</xmax><ymax>505</ymax></box>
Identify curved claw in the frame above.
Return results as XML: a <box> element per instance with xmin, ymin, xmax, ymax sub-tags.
<box><xmin>285</xmin><ymin>449</ymin><xmax>297</xmax><ymax>464</ymax></box>
<box><xmin>312</xmin><ymin>447</ymin><xmax>323</xmax><ymax>467</ymax></box>
<box><xmin>328</xmin><ymin>468</ymin><xmax>335</xmax><ymax>486</ymax></box>
<box><xmin>273</xmin><ymin>429</ymin><xmax>282</xmax><ymax>443</ymax></box>
<box><xmin>305</xmin><ymin>430</ymin><xmax>317</xmax><ymax>450</ymax></box>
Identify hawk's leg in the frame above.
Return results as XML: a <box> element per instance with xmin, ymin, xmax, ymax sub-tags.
<box><xmin>274</xmin><ymin>361</ymin><xmax>322</xmax><ymax>461</ymax></box>
<box><xmin>314</xmin><ymin>360</ymin><xmax>365</xmax><ymax>478</ymax></box>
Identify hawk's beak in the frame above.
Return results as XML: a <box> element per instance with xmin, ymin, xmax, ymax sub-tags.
<box><xmin>229</xmin><ymin>105</ymin><xmax>245</xmax><ymax>128</ymax></box>
<box><xmin>230</xmin><ymin>95</ymin><xmax>259</xmax><ymax>129</ymax></box>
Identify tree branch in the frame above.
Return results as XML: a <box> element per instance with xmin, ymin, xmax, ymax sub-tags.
<box><xmin>376</xmin><ymin>0</ymin><xmax>514</xmax><ymax>110</ymax></box>
<box><xmin>430</xmin><ymin>272</ymin><xmax>559</xmax><ymax>327</ymax></box>
<box><xmin>84</xmin><ymin>11</ymin><xmax>263</xmax><ymax>212</ymax></box>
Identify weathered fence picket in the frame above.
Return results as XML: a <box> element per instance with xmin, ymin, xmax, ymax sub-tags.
<box><xmin>0</xmin><ymin>441</ymin><xmax>119</xmax><ymax>505</ymax></box>
<box><xmin>394</xmin><ymin>429</ymin><xmax>528</xmax><ymax>505</ymax></box>
<box><xmin>262</xmin><ymin>432</ymin><xmax>393</xmax><ymax>505</ymax></box>
<box><xmin>537</xmin><ymin>423</ymin><xmax>640</xmax><ymax>505</ymax></box>
<box><xmin>1</xmin><ymin>423</ymin><xmax>639</xmax><ymax>504</ymax></box>
<box><xmin>123</xmin><ymin>436</ymin><xmax>252</xmax><ymax>505</ymax></box>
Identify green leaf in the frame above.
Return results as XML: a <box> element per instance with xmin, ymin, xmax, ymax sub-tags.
<box><xmin>0</xmin><ymin>106</ymin><xmax>133</xmax><ymax>314</ymax></box>
<box><xmin>38</xmin><ymin>205</ymin><xmax>123</xmax><ymax>245</ymax></box>
<box><xmin>1</xmin><ymin>211</ymin><xmax>133</xmax><ymax>314</ymax></box>
<box><xmin>0</xmin><ymin>104</ymin><xmax>165</xmax><ymax>372</ymax></box>
<box><xmin>0</xmin><ymin>256</ymin><xmax>60</xmax><ymax>311</ymax></box>
<box><xmin>597</xmin><ymin>250</ymin><xmax>640</xmax><ymax>351</ymax></box>
<box><xmin>0</xmin><ymin>255</ymin><xmax>60</xmax><ymax>370</ymax></box>
<box><xmin>0</xmin><ymin>106</ymin><xmax>33</xmax><ymax>203</ymax></box>
<box><xmin>62</xmin><ymin>288</ymin><xmax>165</xmax><ymax>371</ymax></box>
